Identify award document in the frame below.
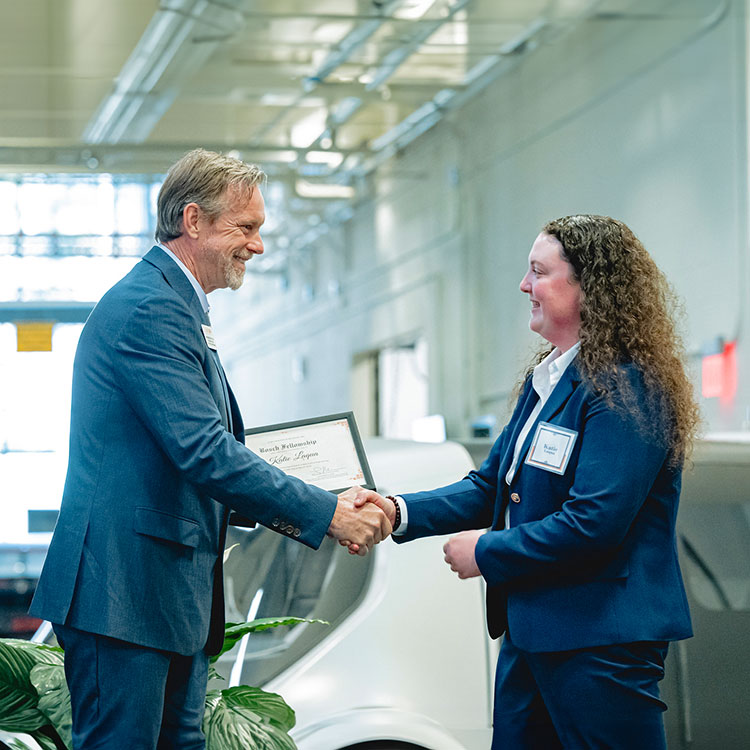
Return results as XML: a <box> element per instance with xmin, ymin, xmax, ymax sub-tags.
<box><xmin>244</xmin><ymin>411</ymin><xmax>375</xmax><ymax>494</ymax></box>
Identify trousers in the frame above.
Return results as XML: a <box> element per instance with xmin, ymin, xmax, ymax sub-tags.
<box><xmin>492</xmin><ymin>633</ymin><xmax>669</xmax><ymax>749</ymax></box>
<box><xmin>53</xmin><ymin>624</ymin><xmax>209</xmax><ymax>750</ymax></box>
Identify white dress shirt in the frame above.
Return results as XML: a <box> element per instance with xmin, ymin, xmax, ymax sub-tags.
<box><xmin>503</xmin><ymin>342</ymin><xmax>580</xmax><ymax>527</ymax></box>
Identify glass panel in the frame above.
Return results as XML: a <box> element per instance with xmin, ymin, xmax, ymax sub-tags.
<box><xmin>220</xmin><ymin>528</ymin><xmax>371</xmax><ymax>686</ymax></box>
<box><xmin>115</xmin><ymin>183</ymin><xmax>148</xmax><ymax>235</ymax></box>
<box><xmin>679</xmin><ymin>502</ymin><xmax>750</xmax><ymax>611</ymax></box>
<box><xmin>88</xmin><ymin>235</ymin><xmax>116</xmax><ymax>257</ymax></box>
<box><xmin>0</xmin><ymin>322</ymin><xmax>82</xmax><ymax>453</ymax></box>
<box><xmin>114</xmin><ymin>235</ymin><xmax>150</xmax><ymax>257</ymax></box>
<box><xmin>18</xmin><ymin>182</ymin><xmax>64</xmax><ymax>236</ymax></box>
<box><xmin>378</xmin><ymin>338</ymin><xmax>430</xmax><ymax>439</ymax></box>
<box><xmin>0</xmin><ymin>181</ymin><xmax>19</xmax><ymax>234</ymax></box>
<box><xmin>3</xmin><ymin>175</ymin><xmax>161</xmax><ymax>259</ymax></box>
<box><xmin>18</xmin><ymin>235</ymin><xmax>53</xmax><ymax>257</ymax></box>
<box><xmin>150</xmin><ymin>182</ymin><xmax>162</xmax><ymax>220</ymax></box>
<box><xmin>57</xmin><ymin>181</ymin><xmax>115</xmax><ymax>236</ymax></box>
<box><xmin>0</xmin><ymin>237</ymin><xmax>18</xmax><ymax>256</ymax></box>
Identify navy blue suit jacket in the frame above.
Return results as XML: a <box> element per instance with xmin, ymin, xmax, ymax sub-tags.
<box><xmin>397</xmin><ymin>363</ymin><xmax>692</xmax><ymax>652</ymax></box>
<box><xmin>30</xmin><ymin>247</ymin><xmax>337</xmax><ymax>655</ymax></box>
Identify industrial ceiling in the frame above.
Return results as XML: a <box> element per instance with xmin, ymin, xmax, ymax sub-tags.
<box><xmin>0</xmin><ymin>0</ymin><xmax>615</xmax><ymax>258</ymax></box>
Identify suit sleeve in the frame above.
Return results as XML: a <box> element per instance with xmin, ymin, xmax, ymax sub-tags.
<box><xmin>395</xmin><ymin>426</ymin><xmax>506</xmax><ymax>541</ymax></box>
<box><xmin>395</xmin><ymin>379</ymin><xmax>536</xmax><ymax>541</ymax></box>
<box><xmin>110</xmin><ymin>292</ymin><xmax>337</xmax><ymax>548</ymax></box>
<box><xmin>474</xmin><ymin>383</ymin><xmax>669</xmax><ymax>586</ymax></box>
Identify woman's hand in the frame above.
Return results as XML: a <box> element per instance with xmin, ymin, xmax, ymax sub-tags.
<box><xmin>443</xmin><ymin>530</ymin><xmax>483</xmax><ymax>579</ymax></box>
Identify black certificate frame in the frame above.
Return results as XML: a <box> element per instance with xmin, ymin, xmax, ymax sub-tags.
<box><xmin>244</xmin><ymin>411</ymin><xmax>376</xmax><ymax>494</ymax></box>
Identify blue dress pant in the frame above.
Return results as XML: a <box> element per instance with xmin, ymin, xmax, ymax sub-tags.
<box><xmin>492</xmin><ymin>634</ymin><xmax>669</xmax><ymax>749</ymax></box>
<box><xmin>53</xmin><ymin>624</ymin><xmax>209</xmax><ymax>750</ymax></box>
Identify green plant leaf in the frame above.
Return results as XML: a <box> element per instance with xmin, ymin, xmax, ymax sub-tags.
<box><xmin>207</xmin><ymin>665</ymin><xmax>225</xmax><ymax>683</ymax></box>
<box><xmin>30</xmin><ymin>664</ymin><xmax>71</xmax><ymax>750</ymax></box>
<box><xmin>219</xmin><ymin>686</ymin><xmax>295</xmax><ymax>732</ymax></box>
<box><xmin>1</xmin><ymin>735</ymin><xmax>45</xmax><ymax>750</ymax></box>
<box><xmin>0</xmin><ymin>639</ymin><xmax>63</xmax><ymax>734</ymax></box>
<box><xmin>203</xmin><ymin>687</ymin><xmax>297</xmax><ymax>750</ymax></box>
<box><xmin>28</xmin><ymin>730</ymin><xmax>61</xmax><ymax>750</ymax></box>
<box><xmin>212</xmin><ymin>618</ymin><xmax>327</xmax><ymax>662</ymax></box>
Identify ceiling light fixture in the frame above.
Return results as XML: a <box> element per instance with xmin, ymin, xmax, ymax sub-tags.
<box><xmin>295</xmin><ymin>180</ymin><xmax>355</xmax><ymax>199</ymax></box>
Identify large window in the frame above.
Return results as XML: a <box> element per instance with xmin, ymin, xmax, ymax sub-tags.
<box><xmin>0</xmin><ymin>174</ymin><xmax>161</xmax><ymax>257</ymax></box>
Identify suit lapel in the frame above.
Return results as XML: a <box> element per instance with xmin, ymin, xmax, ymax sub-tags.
<box><xmin>512</xmin><ymin>362</ymin><xmax>582</xmax><ymax>471</ymax></box>
<box><xmin>142</xmin><ymin>247</ymin><xmax>233</xmax><ymax>431</ymax></box>
<box><xmin>209</xmin><ymin>349</ymin><xmax>233</xmax><ymax>432</ymax></box>
<box><xmin>498</xmin><ymin>379</ymin><xmax>538</xmax><ymax>479</ymax></box>
<box><xmin>538</xmin><ymin>361</ymin><xmax>581</xmax><ymax>422</ymax></box>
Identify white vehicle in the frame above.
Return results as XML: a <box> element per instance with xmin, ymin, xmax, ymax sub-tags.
<box><xmin>218</xmin><ymin>437</ymin><xmax>494</xmax><ymax>750</ymax></box>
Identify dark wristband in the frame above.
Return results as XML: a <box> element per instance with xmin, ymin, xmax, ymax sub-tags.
<box><xmin>385</xmin><ymin>495</ymin><xmax>401</xmax><ymax>532</ymax></box>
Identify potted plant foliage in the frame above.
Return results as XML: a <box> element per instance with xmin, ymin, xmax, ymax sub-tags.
<box><xmin>0</xmin><ymin>616</ymin><xmax>324</xmax><ymax>750</ymax></box>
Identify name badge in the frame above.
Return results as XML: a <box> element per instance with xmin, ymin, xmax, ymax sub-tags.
<box><xmin>201</xmin><ymin>324</ymin><xmax>217</xmax><ymax>351</ymax></box>
<box><xmin>525</xmin><ymin>421</ymin><xmax>577</xmax><ymax>475</ymax></box>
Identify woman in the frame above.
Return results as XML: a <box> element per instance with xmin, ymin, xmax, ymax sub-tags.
<box><xmin>348</xmin><ymin>214</ymin><xmax>699</xmax><ymax>749</ymax></box>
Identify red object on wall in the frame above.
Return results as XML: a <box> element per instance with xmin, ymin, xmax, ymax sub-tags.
<box><xmin>701</xmin><ymin>340</ymin><xmax>737</xmax><ymax>403</ymax></box>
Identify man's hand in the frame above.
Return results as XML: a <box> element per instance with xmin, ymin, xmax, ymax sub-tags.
<box><xmin>443</xmin><ymin>530</ymin><xmax>483</xmax><ymax>579</ymax></box>
<box><xmin>338</xmin><ymin>487</ymin><xmax>396</xmax><ymax>555</ymax></box>
<box><xmin>328</xmin><ymin>487</ymin><xmax>392</xmax><ymax>557</ymax></box>
<box><xmin>348</xmin><ymin>488</ymin><xmax>397</xmax><ymax>524</ymax></box>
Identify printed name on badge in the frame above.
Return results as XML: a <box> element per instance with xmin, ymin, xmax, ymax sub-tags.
<box><xmin>525</xmin><ymin>421</ymin><xmax>578</xmax><ymax>475</ymax></box>
<box><xmin>201</xmin><ymin>324</ymin><xmax>217</xmax><ymax>351</ymax></box>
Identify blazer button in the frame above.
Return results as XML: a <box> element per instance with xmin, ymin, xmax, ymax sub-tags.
<box><xmin>510</xmin><ymin>492</ymin><xmax>521</xmax><ymax>503</ymax></box>
<box><xmin>293</xmin><ymin>528</ymin><xmax>301</xmax><ymax>537</ymax></box>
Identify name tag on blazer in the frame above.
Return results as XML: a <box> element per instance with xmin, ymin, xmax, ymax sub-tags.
<box><xmin>525</xmin><ymin>421</ymin><xmax>577</xmax><ymax>475</ymax></box>
<box><xmin>201</xmin><ymin>324</ymin><xmax>218</xmax><ymax>350</ymax></box>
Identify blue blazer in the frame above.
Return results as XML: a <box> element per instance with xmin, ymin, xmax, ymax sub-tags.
<box><xmin>30</xmin><ymin>247</ymin><xmax>337</xmax><ymax>655</ymax></box>
<box><xmin>397</xmin><ymin>363</ymin><xmax>692</xmax><ymax>652</ymax></box>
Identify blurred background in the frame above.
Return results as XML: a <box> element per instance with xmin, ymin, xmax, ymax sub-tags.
<box><xmin>0</xmin><ymin>0</ymin><xmax>746</xmax><ymax>642</ymax></box>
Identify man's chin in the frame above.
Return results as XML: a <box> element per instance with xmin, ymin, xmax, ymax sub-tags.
<box><xmin>227</xmin><ymin>274</ymin><xmax>244</xmax><ymax>290</ymax></box>
<box><xmin>224</xmin><ymin>264</ymin><xmax>246</xmax><ymax>290</ymax></box>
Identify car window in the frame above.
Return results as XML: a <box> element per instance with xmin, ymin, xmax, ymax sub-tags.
<box><xmin>678</xmin><ymin>502</ymin><xmax>750</xmax><ymax>611</ymax></box>
<box><xmin>220</xmin><ymin>526</ymin><xmax>372</xmax><ymax>685</ymax></box>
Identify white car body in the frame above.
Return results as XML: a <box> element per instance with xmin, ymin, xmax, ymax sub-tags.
<box><xmin>219</xmin><ymin>437</ymin><xmax>496</xmax><ymax>749</ymax></box>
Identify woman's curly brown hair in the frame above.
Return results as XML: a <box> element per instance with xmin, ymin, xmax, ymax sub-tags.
<box><xmin>522</xmin><ymin>214</ymin><xmax>700</xmax><ymax>465</ymax></box>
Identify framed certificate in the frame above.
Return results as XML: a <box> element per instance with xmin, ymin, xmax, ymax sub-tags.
<box><xmin>244</xmin><ymin>411</ymin><xmax>375</xmax><ymax>494</ymax></box>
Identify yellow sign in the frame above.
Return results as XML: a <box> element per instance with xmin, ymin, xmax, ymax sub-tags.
<box><xmin>16</xmin><ymin>322</ymin><xmax>54</xmax><ymax>352</ymax></box>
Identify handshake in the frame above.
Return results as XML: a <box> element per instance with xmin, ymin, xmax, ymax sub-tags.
<box><xmin>327</xmin><ymin>487</ymin><xmax>395</xmax><ymax>556</ymax></box>
<box><xmin>327</xmin><ymin>486</ymin><xmax>483</xmax><ymax>579</ymax></box>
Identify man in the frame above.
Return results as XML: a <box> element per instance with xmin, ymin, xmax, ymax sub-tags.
<box><xmin>29</xmin><ymin>148</ymin><xmax>390</xmax><ymax>748</ymax></box>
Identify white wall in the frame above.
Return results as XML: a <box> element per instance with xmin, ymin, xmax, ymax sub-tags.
<box><xmin>213</xmin><ymin>0</ymin><xmax>749</xmax><ymax>437</ymax></box>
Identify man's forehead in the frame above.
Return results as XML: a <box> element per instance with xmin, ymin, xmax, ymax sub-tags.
<box><xmin>223</xmin><ymin>181</ymin><xmax>261</xmax><ymax>204</ymax></box>
<box><xmin>222</xmin><ymin>183</ymin><xmax>265</xmax><ymax>216</ymax></box>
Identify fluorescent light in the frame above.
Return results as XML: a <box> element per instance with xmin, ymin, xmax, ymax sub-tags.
<box><xmin>394</xmin><ymin>0</ymin><xmax>437</xmax><ymax>20</ymax></box>
<box><xmin>291</xmin><ymin>110</ymin><xmax>328</xmax><ymax>149</ymax></box>
<box><xmin>306</xmin><ymin>151</ymin><xmax>344</xmax><ymax>167</ymax></box>
<box><xmin>295</xmin><ymin>180</ymin><xmax>354</xmax><ymax>199</ymax></box>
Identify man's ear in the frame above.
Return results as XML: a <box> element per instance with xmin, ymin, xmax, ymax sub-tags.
<box><xmin>183</xmin><ymin>202</ymin><xmax>201</xmax><ymax>239</ymax></box>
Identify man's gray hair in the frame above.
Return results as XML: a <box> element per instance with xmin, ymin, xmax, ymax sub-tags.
<box><xmin>155</xmin><ymin>148</ymin><xmax>266</xmax><ymax>243</ymax></box>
